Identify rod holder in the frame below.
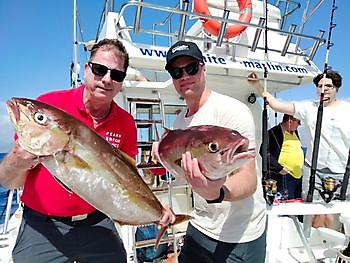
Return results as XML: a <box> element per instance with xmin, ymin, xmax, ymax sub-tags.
<box><xmin>251</xmin><ymin>18</ymin><xmax>265</xmax><ymax>52</ymax></box>
<box><xmin>133</xmin><ymin>0</ymin><xmax>144</xmax><ymax>34</ymax></box>
<box><xmin>217</xmin><ymin>9</ymin><xmax>230</xmax><ymax>47</ymax></box>
<box><xmin>281</xmin><ymin>24</ymin><xmax>297</xmax><ymax>56</ymax></box>
<box><xmin>308</xmin><ymin>30</ymin><xmax>325</xmax><ymax>61</ymax></box>
<box><xmin>178</xmin><ymin>0</ymin><xmax>190</xmax><ymax>41</ymax></box>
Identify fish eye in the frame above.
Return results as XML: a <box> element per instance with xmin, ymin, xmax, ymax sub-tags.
<box><xmin>34</xmin><ymin>112</ymin><xmax>47</xmax><ymax>124</ymax></box>
<box><xmin>208</xmin><ymin>142</ymin><xmax>219</xmax><ymax>153</ymax></box>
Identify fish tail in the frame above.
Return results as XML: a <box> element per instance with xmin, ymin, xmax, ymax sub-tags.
<box><xmin>154</xmin><ymin>214</ymin><xmax>193</xmax><ymax>250</ymax></box>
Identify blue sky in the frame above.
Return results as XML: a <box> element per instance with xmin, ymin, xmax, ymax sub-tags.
<box><xmin>0</xmin><ymin>0</ymin><xmax>349</xmax><ymax>152</ymax></box>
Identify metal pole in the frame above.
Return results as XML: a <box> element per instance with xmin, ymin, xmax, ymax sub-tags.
<box><xmin>2</xmin><ymin>190</ymin><xmax>14</xmax><ymax>234</ymax></box>
<box><xmin>71</xmin><ymin>0</ymin><xmax>79</xmax><ymax>88</ymax></box>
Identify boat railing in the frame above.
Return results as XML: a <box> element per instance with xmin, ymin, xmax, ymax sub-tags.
<box><xmin>113</xmin><ymin>0</ymin><xmax>325</xmax><ymax>62</ymax></box>
<box><xmin>1</xmin><ymin>190</ymin><xmax>14</xmax><ymax>235</ymax></box>
<box><xmin>275</xmin><ymin>0</ymin><xmax>301</xmax><ymax>31</ymax></box>
<box><xmin>1</xmin><ymin>188</ymin><xmax>22</xmax><ymax>235</ymax></box>
<box><xmin>151</xmin><ymin>2</ymin><xmax>180</xmax><ymax>47</ymax></box>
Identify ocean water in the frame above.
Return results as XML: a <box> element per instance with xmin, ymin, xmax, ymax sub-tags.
<box><xmin>0</xmin><ymin>152</ymin><xmax>18</xmax><ymax>224</ymax></box>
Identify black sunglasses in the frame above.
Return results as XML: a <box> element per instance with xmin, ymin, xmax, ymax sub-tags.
<box><xmin>317</xmin><ymin>84</ymin><xmax>335</xmax><ymax>89</ymax></box>
<box><xmin>88</xmin><ymin>62</ymin><xmax>126</xmax><ymax>82</ymax></box>
<box><xmin>168</xmin><ymin>62</ymin><xmax>202</xmax><ymax>79</ymax></box>
<box><xmin>290</xmin><ymin>117</ymin><xmax>301</xmax><ymax>125</ymax></box>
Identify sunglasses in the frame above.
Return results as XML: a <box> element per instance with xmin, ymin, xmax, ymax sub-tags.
<box><xmin>317</xmin><ymin>83</ymin><xmax>334</xmax><ymax>89</ymax></box>
<box><xmin>88</xmin><ymin>62</ymin><xmax>126</xmax><ymax>82</ymax></box>
<box><xmin>168</xmin><ymin>62</ymin><xmax>202</xmax><ymax>79</ymax></box>
<box><xmin>290</xmin><ymin>117</ymin><xmax>301</xmax><ymax>125</ymax></box>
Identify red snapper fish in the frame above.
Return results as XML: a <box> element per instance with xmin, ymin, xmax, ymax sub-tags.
<box><xmin>6</xmin><ymin>97</ymin><xmax>191</xmax><ymax>248</ymax></box>
<box><xmin>157</xmin><ymin>125</ymin><xmax>256</xmax><ymax>180</ymax></box>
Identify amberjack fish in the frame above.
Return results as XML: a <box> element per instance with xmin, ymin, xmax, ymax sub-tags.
<box><xmin>6</xmin><ymin>97</ymin><xmax>191</xmax><ymax>248</ymax></box>
<box><xmin>157</xmin><ymin>125</ymin><xmax>256</xmax><ymax>180</ymax></box>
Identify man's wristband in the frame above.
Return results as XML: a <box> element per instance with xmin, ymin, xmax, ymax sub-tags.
<box><xmin>206</xmin><ymin>187</ymin><xmax>225</xmax><ymax>204</ymax></box>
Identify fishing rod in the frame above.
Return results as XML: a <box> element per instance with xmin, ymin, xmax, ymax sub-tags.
<box><xmin>260</xmin><ymin>0</ymin><xmax>276</xmax><ymax>205</ymax></box>
<box><xmin>305</xmin><ymin>0</ymin><xmax>337</xmax><ymax>202</ymax></box>
<box><xmin>339</xmin><ymin>148</ymin><xmax>350</xmax><ymax>200</ymax></box>
<box><xmin>261</xmin><ymin>0</ymin><xmax>268</xmax><ymax>177</ymax></box>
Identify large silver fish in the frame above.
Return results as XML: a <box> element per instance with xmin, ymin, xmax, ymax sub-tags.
<box><xmin>6</xmin><ymin>97</ymin><xmax>191</xmax><ymax>247</ymax></box>
<box><xmin>157</xmin><ymin>125</ymin><xmax>256</xmax><ymax>180</ymax></box>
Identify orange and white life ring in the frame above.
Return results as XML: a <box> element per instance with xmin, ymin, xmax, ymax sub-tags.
<box><xmin>194</xmin><ymin>0</ymin><xmax>253</xmax><ymax>39</ymax></box>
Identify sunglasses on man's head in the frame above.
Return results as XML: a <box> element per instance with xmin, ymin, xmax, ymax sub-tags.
<box><xmin>88</xmin><ymin>62</ymin><xmax>126</xmax><ymax>82</ymax></box>
<box><xmin>168</xmin><ymin>61</ymin><xmax>202</xmax><ymax>80</ymax></box>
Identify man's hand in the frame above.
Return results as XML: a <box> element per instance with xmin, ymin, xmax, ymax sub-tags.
<box><xmin>181</xmin><ymin>151</ymin><xmax>226</xmax><ymax>201</ymax></box>
<box><xmin>158</xmin><ymin>204</ymin><xmax>176</xmax><ymax>227</ymax></box>
<box><xmin>280</xmin><ymin>167</ymin><xmax>289</xmax><ymax>175</ymax></box>
<box><xmin>151</xmin><ymin>141</ymin><xmax>160</xmax><ymax>163</ymax></box>
<box><xmin>247</xmin><ymin>72</ymin><xmax>264</xmax><ymax>95</ymax></box>
<box><xmin>11</xmin><ymin>141</ymin><xmax>42</xmax><ymax>170</ymax></box>
<box><xmin>0</xmin><ymin>140</ymin><xmax>49</xmax><ymax>188</ymax></box>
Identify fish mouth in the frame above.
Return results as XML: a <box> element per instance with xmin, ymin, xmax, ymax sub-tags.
<box><xmin>202</xmin><ymin>142</ymin><xmax>255</xmax><ymax>182</ymax></box>
<box><xmin>226</xmin><ymin>140</ymin><xmax>255</xmax><ymax>164</ymax></box>
<box><xmin>6</xmin><ymin>99</ymin><xmax>20</xmax><ymax>124</ymax></box>
<box><xmin>231</xmin><ymin>148</ymin><xmax>256</xmax><ymax>162</ymax></box>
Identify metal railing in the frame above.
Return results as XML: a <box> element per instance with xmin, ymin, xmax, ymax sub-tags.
<box><xmin>111</xmin><ymin>0</ymin><xmax>326</xmax><ymax>61</ymax></box>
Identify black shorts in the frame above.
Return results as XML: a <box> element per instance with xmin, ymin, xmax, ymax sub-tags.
<box><xmin>178</xmin><ymin>223</ymin><xmax>266</xmax><ymax>263</ymax></box>
<box><xmin>12</xmin><ymin>206</ymin><xmax>126</xmax><ymax>263</ymax></box>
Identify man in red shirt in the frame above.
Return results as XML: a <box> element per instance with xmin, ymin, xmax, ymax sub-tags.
<box><xmin>0</xmin><ymin>39</ymin><xmax>175</xmax><ymax>262</ymax></box>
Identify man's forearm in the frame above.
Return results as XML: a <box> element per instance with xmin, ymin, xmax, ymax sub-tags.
<box><xmin>224</xmin><ymin>160</ymin><xmax>257</xmax><ymax>201</ymax></box>
<box><xmin>0</xmin><ymin>152</ymin><xmax>27</xmax><ymax>189</ymax></box>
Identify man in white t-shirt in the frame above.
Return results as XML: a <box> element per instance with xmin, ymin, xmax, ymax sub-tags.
<box><xmin>164</xmin><ymin>41</ymin><xmax>266</xmax><ymax>263</ymax></box>
<box><xmin>249</xmin><ymin>70</ymin><xmax>350</xmax><ymax>229</ymax></box>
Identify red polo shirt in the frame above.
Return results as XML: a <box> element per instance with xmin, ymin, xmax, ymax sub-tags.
<box><xmin>21</xmin><ymin>85</ymin><xmax>138</xmax><ymax>216</ymax></box>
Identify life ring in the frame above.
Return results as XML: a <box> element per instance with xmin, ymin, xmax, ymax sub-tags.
<box><xmin>194</xmin><ymin>0</ymin><xmax>253</xmax><ymax>39</ymax></box>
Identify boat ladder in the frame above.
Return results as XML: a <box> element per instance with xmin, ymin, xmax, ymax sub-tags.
<box><xmin>125</xmin><ymin>94</ymin><xmax>188</xmax><ymax>262</ymax></box>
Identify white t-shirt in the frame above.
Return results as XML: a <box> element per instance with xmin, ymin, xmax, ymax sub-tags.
<box><xmin>294</xmin><ymin>100</ymin><xmax>350</xmax><ymax>174</ymax></box>
<box><xmin>174</xmin><ymin>91</ymin><xmax>266</xmax><ymax>243</ymax></box>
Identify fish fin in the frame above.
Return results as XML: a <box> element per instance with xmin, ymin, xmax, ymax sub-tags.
<box><xmin>174</xmin><ymin>158</ymin><xmax>182</xmax><ymax>167</ymax></box>
<box><xmin>171</xmin><ymin>214</ymin><xmax>193</xmax><ymax>227</ymax></box>
<box><xmin>155</xmin><ymin>125</ymin><xmax>170</xmax><ymax>141</ymax></box>
<box><xmin>63</xmin><ymin>153</ymin><xmax>92</xmax><ymax>170</ymax></box>
<box><xmin>52</xmin><ymin>176</ymin><xmax>74</xmax><ymax>194</ymax></box>
<box><xmin>49</xmin><ymin>153</ymin><xmax>91</xmax><ymax>193</ymax></box>
<box><xmin>154</xmin><ymin>225</ymin><xmax>168</xmax><ymax>250</ymax></box>
<box><xmin>162</xmin><ymin>126</ymin><xmax>171</xmax><ymax>136</ymax></box>
<box><xmin>113</xmin><ymin>219</ymin><xmax>125</xmax><ymax>225</ymax></box>
<box><xmin>154</xmin><ymin>123</ymin><xmax>160</xmax><ymax>141</ymax></box>
<box><xmin>119</xmin><ymin>151</ymin><xmax>136</xmax><ymax>166</ymax></box>
<box><xmin>113</xmin><ymin>220</ymin><xmax>142</xmax><ymax>226</ymax></box>
<box><xmin>154</xmin><ymin>214</ymin><xmax>193</xmax><ymax>250</ymax></box>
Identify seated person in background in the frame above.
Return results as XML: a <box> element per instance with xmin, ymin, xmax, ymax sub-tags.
<box><xmin>261</xmin><ymin>114</ymin><xmax>303</xmax><ymax>200</ymax></box>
